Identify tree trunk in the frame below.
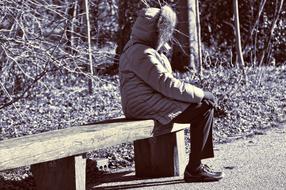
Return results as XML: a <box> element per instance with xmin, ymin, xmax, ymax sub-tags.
<box><xmin>65</xmin><ymin>1</ymin><xmax>73</xmax><ymax>53</ymax></box>
<box><xmin>114</xmin><ymin>0</ymin><xmax>141</xmax><ymax>65</ymax></box>
<box><xmin>195</xmin><ymin>0</ymin><xmax>203</xmax><ymax>78</ymax></box>
<box><xmin>233</xmin><ymin>0</ymin><xmax>245</xmax><ymax>68</ymax></box>
<box><xmin>171</xmin><ymin>0</ymin><xmax>201</xmax><ymax>77</ymax></box>
<box><xmin>71</xmin><ymin>1</ymin><xmax>79</xmax><ymax>51</ymax></box>
<box><xmin>260</xmin><ymin>0</ymin><xmax>284</xmax><ymax>66</ymax></box>
<box><xmin>84</xmin><ymin>0</ymin><xmax>94</xmax><ymax>94</ymax></box>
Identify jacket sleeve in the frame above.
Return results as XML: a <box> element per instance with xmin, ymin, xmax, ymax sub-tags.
<box><xmin>129</xmin><ymin>49</ymin><xmax>205</xmax><ymax>103</ymax></box>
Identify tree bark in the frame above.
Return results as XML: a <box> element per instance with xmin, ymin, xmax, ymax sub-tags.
<box><xmin>115</xmin><ymin>0</ymin><xmax>141</xmax><ymax>65</ymax></box>
<box><xmin>171</xmin><ymin>0</ymin><xmax>201</xmax><ymax>76</ymax></box>
<box><xmin>71</xmin><ymin>1</ymin><xmax>79</xmax><ymax>51</ymax></box>
<box><xmin>195</xmin><ymin>0</ymin><xmax>203</xmax><ymax>78</ymax></box>
<box><xmin>260</xmin><ymin>0</ymin><xmax>284</xmax><ymax>66</ymax></box>
<box><xmin>84</xmin><ymin>0</ymin><xmax>94</xmax><ymax>94</ymax></box>
<box><xmin>171</xmin><ymin>0</ymin><xmax>192</xmax><ymax>72</ymax></box>
<box><xmin>233</xmin><ymin>0</ymin><xmax>245</xmax><ymax>68</ymax></box>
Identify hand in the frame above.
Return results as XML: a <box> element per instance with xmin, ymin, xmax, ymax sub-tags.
<box><xmin>202</xmin><ymin>91</ymin><xmax>217</xmax><ymax>109</ymax></box>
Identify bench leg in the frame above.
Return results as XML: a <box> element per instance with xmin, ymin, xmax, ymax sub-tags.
<box><xmin>134</xmin><ymin>130</ymin><xmax>186</xmax><ymax>178</ymax></box>
<box><xmin>31</xmin><ymin>155</ymin><xmax>86</xmax><ymax>190</ymax></box>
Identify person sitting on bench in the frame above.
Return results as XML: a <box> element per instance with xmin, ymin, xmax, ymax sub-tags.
<box><xmin>118</xmin><ymin>5</ymin><xmax>224</xmax><ymax>182</ymax></box>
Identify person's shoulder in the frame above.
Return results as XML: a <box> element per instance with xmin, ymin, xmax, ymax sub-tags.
<box><xmin>128</xmin><ymin>44</ymin><xmax>158</xmax><ymax>59</ymax></box>
<box><xmin>132</xmin><ymin>43</ymin><xmax>156</xmax><ymax>54</ymax></box>
<box><xmin>144</xmin><ymin>47</ymin><xmax>159</xmax><ymax>57</ymax></box>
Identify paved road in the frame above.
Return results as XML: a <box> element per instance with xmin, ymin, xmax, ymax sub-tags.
<box><xmin>91</xmin><ymin>126</ymin><xmax>286</xmax><ymax>190</ymax></box>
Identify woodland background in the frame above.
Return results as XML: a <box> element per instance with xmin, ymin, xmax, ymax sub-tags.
<box><xmin>0</xmin><ymin>0</ymin><xmax>285</xmax><ymax>189</ymax></box>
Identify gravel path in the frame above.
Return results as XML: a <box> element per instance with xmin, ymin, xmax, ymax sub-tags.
<box><xmin>92</xmin><ymin>125</ymin><xmax>286</xmax><ymax>190</ymax></box>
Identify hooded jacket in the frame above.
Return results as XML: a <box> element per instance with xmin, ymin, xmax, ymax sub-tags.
<box><xmin>119</xmin><ymin>8</ymin><xmax>205</xmax><ymax>125</ymax></box>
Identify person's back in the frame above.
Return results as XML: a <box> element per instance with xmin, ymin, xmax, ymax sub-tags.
<box><xmin>119</xmin><ymin>7</ymin><xmax>204</xmax><ymax>125</ymax></box>
<box><xmin>119</xmin><ymin>5</ymin><xmax>224</xmax><ymax>182</ymax></box>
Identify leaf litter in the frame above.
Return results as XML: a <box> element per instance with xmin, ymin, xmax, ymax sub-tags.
<box><xmin>0</xmin><ymin>65</ymin><xmax>285</xmax><ymax>189</ymax></box>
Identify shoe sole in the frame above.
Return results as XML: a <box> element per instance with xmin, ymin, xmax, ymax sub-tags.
<box><xmin>184</xmin><ymin>176</ymin><xmax>223</xmax><ymax>182</ymax></box>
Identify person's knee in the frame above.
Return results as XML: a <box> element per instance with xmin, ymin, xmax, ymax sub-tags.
<box><xmin>197</xmin><ymin>103</ymin><xmax>214</xmax><ymax>119</ymax></box>
<box><xmin>200</xmin><ymin>101</ymin><xmax>214</xmax><ymax>112</ymax></box>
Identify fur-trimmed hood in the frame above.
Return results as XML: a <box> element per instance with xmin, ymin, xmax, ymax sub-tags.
<box><xmin>130</xmin><ymin>8</ymin><xmax>160</xmax><ymax>46</ymax></box>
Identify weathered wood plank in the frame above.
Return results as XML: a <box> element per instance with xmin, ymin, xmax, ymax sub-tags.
<box><xmin>173</xmin><ymin>130</ymin><xmax>187</xmax><ymax>176</ymax></box>
<box><xmin>75</xmin><ymin>155</ymin><xmax>86</xmax><ymax>190</ymax></box>
<box><xmin>31</xmin><ymin>155</ymin><xmax>86</xmax><ymax>190</ymax></box>
<box><xmin>134</xmin><ymin>130</ymin><xmax>186</xmax><ymax>177</ymax></box>
<box><xmin>0</xmin><ymin>119</ymin><xmax>188</xmax><ymax>171</ymax></box>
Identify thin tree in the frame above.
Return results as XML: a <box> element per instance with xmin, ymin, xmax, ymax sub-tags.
<box><xmin>172</xmin><ymin>0</ymin><xmax>192</xmax><ymax>72</ymax></box>
<box><xmin>233</xmin><ymin>0</ymin><xmax>247</xmax><ymax>82</ymax></box>
<box><xmin>195</xmin><ymin>0</ymin><xmax>203</xmax><ymax>79</ymax></box>
<box><xmin>233</xmin><ymin>0</ymin><xmax>245</xmax><ymax>68</ymax></box>
<box><xmin>260</xmin><ymin>0</ymin><xmax>284</xmax><ymax>66</ymax></box>
<box><xmin>256</xmin><ymin>0</ymin><xmax>284</xmax><ymax>85</ymax></box>
<box><xmin>84</xmin><ymin>0</ymin><xmax>94</xmax><ymax>94</ymax></box>
<box><xmin>115</xmin><ymin>0</ymin><xmax>141</xmax><ymax>65</ymax></box>
<box><xmin>172</xmin><ymin>0</ymin><xmax>199</xmax><ymax>76</ymax></box>
<box><xmin>71</xmin><ymin>1</ymin><xmax>79</xmax><ymax>51</ymax></box>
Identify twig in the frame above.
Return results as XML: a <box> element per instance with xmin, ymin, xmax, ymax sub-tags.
<box><xmin>0</xmin><ymin>81</ymin><xmax>24</xmax><ymax>119</ymax></box>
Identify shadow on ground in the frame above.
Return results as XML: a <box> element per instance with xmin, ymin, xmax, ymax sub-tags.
<box><xmin>0</xmin><ymin>175</ymin><xmax>36</xmax><ymax>190</ymax></box>
<box><xmin>89</xmin><ymin>170</ymin><xmax>185</xmax><ymax>190</ymax></box>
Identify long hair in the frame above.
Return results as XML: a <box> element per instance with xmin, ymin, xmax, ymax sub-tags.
<box><xmin>156</xmin><ymin>5</ymin><xmax>177</xmax><ymax>49</ymax></box>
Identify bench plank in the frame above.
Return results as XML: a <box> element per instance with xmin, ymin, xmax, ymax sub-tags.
<box><xmin>0</xmin><ymin>119</ymin><xmax>188</xmax><ymax>171</ymax></box>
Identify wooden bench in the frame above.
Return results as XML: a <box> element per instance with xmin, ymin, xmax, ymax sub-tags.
<box><xmin>0</xmin><ymin>118</ymin><xmax>189</xmax><ymax>190</ymax></box>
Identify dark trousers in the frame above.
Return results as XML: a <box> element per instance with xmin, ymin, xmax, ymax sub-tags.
<box><xmin>172</xmin><ymin>102</ymin><xmax>214</xmax><ymax>171</ymax></box>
